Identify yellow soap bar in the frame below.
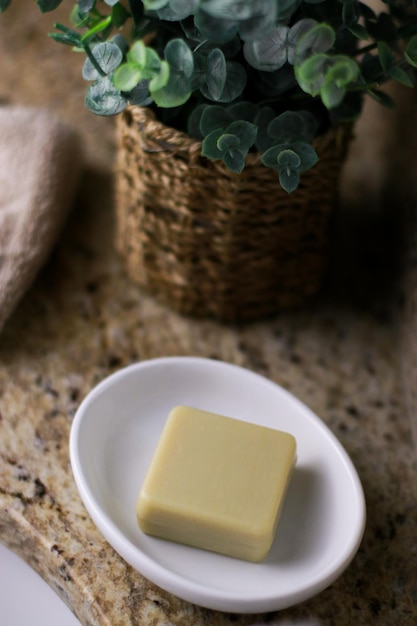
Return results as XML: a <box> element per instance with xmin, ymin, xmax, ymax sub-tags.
<box><xmin>136</xmin><ymin>405</ymin><xmax>296</xmax><ymax>562</ymax></box>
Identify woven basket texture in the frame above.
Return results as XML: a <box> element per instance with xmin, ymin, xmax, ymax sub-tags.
<box><xmin>115</xmin><ymin>106</ymin><xmax>352</xmax><ymax>322</ymax></box>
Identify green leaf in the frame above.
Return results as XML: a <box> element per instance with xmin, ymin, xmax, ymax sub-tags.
<box><xmin>262</xmin><ymin>141</ymin><xmax>305</xmax><ymax>191</ymax></box>
<box><xmin>194</xmin><ymin>10</ymin><xmax>238</xmax><ymax>44</ymax></box>
<box><xmin>320</xmin><ymin>81</ymin><xmax>345</xmax><ymax>109</ymax></box>
<box><xmin>260</xmin><ymin>145</ymin><xmax>283</xmax><ymax>168</ymax></box>
<box><xmin>275</xmin><ymin>0</ymin><xmax>299</xmax><ymax>21</ymax></box>
<box><xmin>202</xmin><ymin>128</ymin><xmax>224</xmax><ymax>159</ymax></box>
<box><xmin>203</xmin><ymin>119</ymin><xmax>257</xmax><ymax>165</ymax></box>
<box><xmin>360</xmin><ymin>52</ymin><xmax>383</xmax><ymax>83</ymax></box>
<box><xmin>378</xmin><ymin>41</ymin><xmax>394</xmax><ymax>72</ymax></box>
<box><xmin>226</xmin><ymin>120</ymin><xmax>258</xmax><ymax>150</ymax></box>
<box><xmin>223</xmin><ymin>148</ymin><xmax>246</xmax><ymax>173</ymax></box>
<box><xmin>366</xmin><ymin>12</ymin><xmax>396</xmax><ymax>42</ymax></box>
<box><xmin>228</xmin><ymin>101</ymin><xmax>258</xmax><ymax>123</ymax></box>
<box><xmin>0</xmin><ymin>0</ymin><xmax>12</xmax><ymax>12</ymax></box>
<box><xmin>110</xmin><ymin>34</ymin><xmax>128</xmax><ymax>56</ymax></box>
<box><xmin>201</xmin><ymin>60</ymin><xmax>246</xmax><ymax>103</ymax></box>
<box><xmin>342</xmin><ymin>1</ymin><xmax>357</xmax><ymax>26</ymax></box>
<box><xmin>82</xmin><ymin>42</ymin><xmax>123</xmax><ymax>81</ymax></box>
<box><xmin>296</xmin><ymin>111</ymin><xmax>318</xmax><ymax>141</ymax></box>
<box><xmin>152</xmin><ymin>81</ymin><xmax>192</xmax><ymax>107</ymax></box>
<box><xmin>295</xmin><ymin>53</ymin><xmax>329</xmax><ymax>95</ymax></box>
<box><xmin>238</xmin><ymin>0</ymin><xmax>278</xmax><ymax>42</ymax></box>
<box><xmin>322</xmin><ymin>57</ymin><xmax>360</xmax><ymax>110</ymax></box>
<box><xmin>254</xmin><ymin>106</ymin><xmax>276</xmax><ymax>152</ymax></box>
<box><xmin>127</xmin><ymin>40</ymin><xmax>147</xmax><ymax>66</ymax></box>
<box><xmin>287</xmin><ymin>18</ymin><xmax>317</xmax><ymax>65</ymax></box>
<box><xmin>70</xmin><ymin>5</ymin><xmax>90</xmax><ymax>28</ymax></box>
<box><xmin>388</xmin><ymin>65</ymin><xmax>414</xmax><ymax>88</ymax></box>
<box><xmin>187</xmin><ymin>104</ymin><xmax>207</xmax><ymax>139</ymax></box>
<box><xmin>49</xmin><ymin>31</ymin><xmax>81</xmax><ymax>47</ymax></box>
<box><xmin>268</xmin><ymin>111</ymin><xmax>305</xmax><ymax>142</ymax></box>
<box><xmin>149</xmin><ymin>60</ymin><xmax>170</xmax><ymax>91</ymax></box>
<box><xmin>189</xmin><ymin>52</ymin><xmax>207</xmax><ymax>90</ymax></box>
<box><xmin>405</xmin><ymin>35</ymin><xmax>417</xmax><ymax>69</ymax></box>
<box><xmin>200</xmin><ymin>105</ymin><xmax>233</xmax><ymax>135</ymax></box>
<box><xmin>326</xmin><ymin>56</ymin><xmax>359</xmax><ymax>87</ymax></box>
<box><xmin>203</xmin><ymin>120</ymin><xmax>253</xmax><ymax>173</ymax></box>
<box><xmin>348</xmin><ymin>23</ymin><xmax>369</xmax><ymax>40</ymax></box>
<box><xmin>49</xmin><ymin>23</ymin><xmax>82</xmax><ymax>47</ymax></box>
<box><xmin>85</xmin><ymin>77</ymin><xmax>127</xmax><ymax>116</ymax></box>
<box><xmin>151</xmin><ymin>38</ymin><xmax>193</xmax><ymax>108</ymax></box>
<box><xmin>291</xmin><ymin>141</ymin><xmax>318</xmax><ymax>171</ymax></box>
<box><xmin>151</xmin><ymin>71</ymin><xmax>191</xmax><ymax>107</ymax></box>
<box><xmin>144</xmin><ymin>46</ymin><xmax>166</xmax><ymax>76</ymax></box>
<box><xmin>217</xmin><ymin>133</ymin><xmax>240</xmax><ymax>151</ymax></box>
<box><xmin>298</xmin><ymin>52</ymin><xmax>359</xmax><ymax>106</ymax></box>
<box><xmin>111</xmin><ymin>3</ymin><xmax>130</xmax><ymax>28</ymax></box>
<box><xmin>277</xmin><ymin>149</ymin><xmax>301</xmax><ymax>169</ymax></box>
<box><xmin>279</xmin><ymin>167</ymin><xmax>300</xmax><ymax>194</ymax></box>
<box><xmin>81</xmin><ymin>16</ymin><xmax>112</xmax><ymax>43</ymax></box>
<box><xmin>78</xmin><ymin>0</ymin><xmax>95</xmax><ymax>11</ymax></box>
<box><xmin>295</xmin><ymin>23</ymin><xmax>336</xmax><ymax>65</ymax></box>
<box><xmin>367</xmin><ymin>89</ymin><xmax>395</xmax><ymax>108</ymax></box>
<box><xmin>156</xmin><ymin>0</ymin><xmax>198</xmax><ymax>21</ymax></box>
<box><xmin>243</xmin><ymin>26</ymin><xmax>288</xmax><ymax>72</ymax></box>
<box><xmin>36</xmin><ymin>0</ymin><xmax>63</xmax><ymax>12</ymax></box>
<box><xmin>200</xmin><ymin>0</ymin><xmax>252</xmax><ymax>20</ymax></box>
<box><xmin>143</xmin><ymin>0</ymin><xmax>168</xmax><ymax>10</ymax></box>
<box><xmin>222</xmin><ymin>61</ymin><xmax>247</xmax><ymax>102</ymax></box>
<box><xmin>115</xmin><ymin>41</ymin><xmax>170</xmax><ymax>94</ymax></box>
<box><xmin>128</xmin><ymin>80</ymin><xmax>152</xmax><ymax>106</ymax></box>
<box><xmin>261</xmin><ymin>140</ymin><xmax>317</xmax><ymax>175</ymax></box>
<box><xmin>112</xmin><ymin>63</ymin><xmax>142</xmax><ymax>91</ymax></box>
<box><xmin>164</xmin><ymin>38</ymin><xmax>194</xmax><ymax>78</ymax></box>
<box><xmin>126</xmin><ymin>0</ymin><xmax>144</xmax><ymax>26</ymax></box>
<box><xmin>205</xmin><ymin>48</ymin><xmax>226</xmax><ymax>100</ymax></box>
<box><xmin>200</xmin><ymin>0</ymin><xmax>278</xmax><ymax>39</ymax></box>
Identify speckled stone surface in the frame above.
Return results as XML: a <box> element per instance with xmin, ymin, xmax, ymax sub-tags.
<box><xmin>1</xmin><ymin>3</ymin><xmax>417</xmax><ymax>625</ymax></box>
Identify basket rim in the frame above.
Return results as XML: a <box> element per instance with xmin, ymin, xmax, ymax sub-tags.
<box><xmin>121</xmin><ymin>104</ymin><xmax>353</xmax><ymax>165</ymax></box>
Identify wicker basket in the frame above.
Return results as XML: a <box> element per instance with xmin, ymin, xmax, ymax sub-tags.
<box><xmin>115</xmin><ymin>106</ymin><xmax>352</xmax><ymax>322</ymax></box>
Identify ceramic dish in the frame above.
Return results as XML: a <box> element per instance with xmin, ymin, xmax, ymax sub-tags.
<box><xmin>0</xmin><ymin>544</ymin><xmax>80</xmax><ymax>625</ymax></box>
<box><xmin>70</xmin><ymin>357</ymin><xmax>366</xmax><ymax>614</ymax></box>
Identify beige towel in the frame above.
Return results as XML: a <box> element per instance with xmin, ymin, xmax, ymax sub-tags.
<box><xmin>0</xmin><ymin>106</ymin><xmax>82</xmax><ymax>331</ymax></box>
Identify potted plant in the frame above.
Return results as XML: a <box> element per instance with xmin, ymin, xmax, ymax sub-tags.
<box><xmin>3</xmin><ymin>1</ymin><xmax>417</xmax><ymax>320</ymax></box>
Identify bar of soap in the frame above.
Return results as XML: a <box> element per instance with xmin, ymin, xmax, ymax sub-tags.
<box><xmin>136</xmin><ymin>405</ymin><xmax>296</xmax><ymax>562</ymax></box>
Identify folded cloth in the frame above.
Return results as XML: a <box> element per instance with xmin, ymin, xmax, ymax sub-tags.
<box><xmin>0</xmin><ymin>106</ymin><xmax>82</xmax><ymax>332</ymax></box>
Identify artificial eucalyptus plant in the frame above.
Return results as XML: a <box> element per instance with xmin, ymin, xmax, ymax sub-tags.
<box><xmin>3</xmin><ymin>0</ymin><xmax>417</xmax><ymax>192</ymax></box>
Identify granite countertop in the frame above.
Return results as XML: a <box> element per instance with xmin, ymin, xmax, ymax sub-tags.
<box><xmin>1</xmin><ymin>2</ymin><xmax>417</xmax><ymax>625</ymax></box>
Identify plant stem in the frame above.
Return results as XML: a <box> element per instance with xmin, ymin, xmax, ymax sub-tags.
<box><xmin>354</xmin><ymin>41</ymin><xmax>378</xmax><ymax>56</ymax></box>
<box><xmin>83</xmin><ymin>41</ymin><xmax>106</xmax><ymax>76</ymax></box>
<box><xmin>128</xmin><ymin>0</ymin><xmax>143</xmax><ymax>28</ymax></box>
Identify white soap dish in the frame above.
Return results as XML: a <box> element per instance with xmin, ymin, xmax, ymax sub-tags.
<box><xmin>70</xmin><ymin>356</ymin><xmax>366</xmax><ymax>614</ymax></box>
